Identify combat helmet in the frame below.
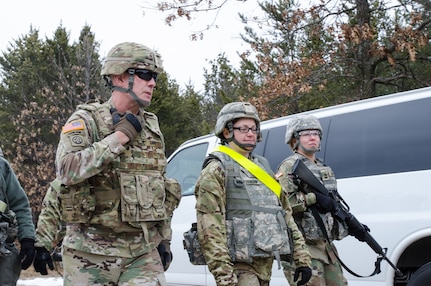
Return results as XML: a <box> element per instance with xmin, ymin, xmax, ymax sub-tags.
<box><xmin>285</xmin><ymin>115</ymin><xmax>322</xmax><ymax>150</ymax></box>
<box><xmin>215</xmin><ymin>102</ymin><xmax>262</xmax><ymax>143</ymax></box>
<box><xmin>101</xmin><ymin>42</ymin><xmax>163</xmax><ymax>107</ymax></box>
<box><xmin>101</xmin><ymin>42</ymin><xmax>163</xmax><ymax>76</ymax></box>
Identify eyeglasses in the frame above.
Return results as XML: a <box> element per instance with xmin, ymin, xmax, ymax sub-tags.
<box><xmin>129</xmin><ymin>69</ymin><xmax>158</xmax><ymax>82</ymax></box>
<box><xmin>233</xmin><ymin>126</ymin><xmax>258</xmax><ymax>134</ymax></box>
<box><xmin>298</xmin><ymin>130</ymin><xmax>321</xmax><ymax>138</ymax></box>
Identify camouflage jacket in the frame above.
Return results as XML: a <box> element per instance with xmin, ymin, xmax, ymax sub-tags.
<box><xmin>0</xmin><ymin>157</ymin><xmax>35</xmax><ymax>242</ymax></box>
<box><xmin>195</xmin><ymin>149</ymin><xmax>311</xmax><ymax>285</ymax></box>
<box><xmin>54</xmin><ymin>98</ymin><xmax>180</xmax><ymax>258</ymax></box>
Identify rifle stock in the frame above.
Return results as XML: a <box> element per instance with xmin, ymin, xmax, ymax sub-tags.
<box><xmin>291</xmin><ymin>159</ymin><xmax>402</xmax><ymax>277</ymax></box>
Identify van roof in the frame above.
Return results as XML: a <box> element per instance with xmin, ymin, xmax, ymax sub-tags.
<box><xmin>175</xmin><ymin>86</ymin><xmax>431</xmax><ymax>148</ymax></box>
<box><xmin>261</xmin><ymin>86</ymin><xmax>431</xmax><ymax>129</ymax></box>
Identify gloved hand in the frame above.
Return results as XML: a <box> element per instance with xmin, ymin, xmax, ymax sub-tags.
<box><xmin>157</xmin><ymin>240</ymin><xmax>173</xmax><ymax>271</ymax></box>
<box><xmin>294</xmin><ymin>266</ymin><xmax>312</xmax><ymax>285</ymax></box>
<box><xmin>314</xmin><ymin>191</ymin><xmax>337</xmax><ymax>213</ymax></box>
<box><xmin>110</xmin><ymin>108</ymin><xmax>142</xmax><ymax>142</ymax></box>
<box><xmin>34</xmin><ymin>247</ymin><xmax>54</xmax><ymax>275</ymax></box>
<box><xmin>19</xmin><ymin>238</ymin><xmax>35</xmax><ymax>270</ymax></box>
<box><xmin>348</xmin><ymin>223</ymin><xmax>370</xmax><ymax>242</ymax></box>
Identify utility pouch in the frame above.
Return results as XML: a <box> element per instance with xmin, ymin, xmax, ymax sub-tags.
<box><xmin>253</xmin><ymin>210</ymin><xmax>291</xmax><ymax>258</ymax></box>
<box><xmin>58</xmin><ymin>183</ymin><xmax>96</xmax><ymax>223</ymax></box>
<box><xmin>118</xmin><ymin>170</ymin><xmax>167</xmax><ymax>222</ymax></box>
<box><xmin>331</xmin><ymin>215</ymin><xmax>349</xmax><ymax>240</ymax></box>
<box><xmin>301</xmin><ymin>210</ymin><xmax>324</xmax><ymax>241</ymax></box>
<box><xmin>183</xmin><ymin>222</ymin><xmax>206</xmax><ymax>265</ymax></box>
<box><xmin>227</xmin><ymin>217</ymin><xmax>253</xmax><ymax>263</ymax></box>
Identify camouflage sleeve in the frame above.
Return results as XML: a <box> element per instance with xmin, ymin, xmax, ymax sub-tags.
<box><xmin>195</xmin><ymin>160</ymin><xmax>237</xmax><ymax>286</ymax></box>
<box><xmin>278</xmin><ymin>161</ymin><xmax>312</xmax><ymax>268</ymax></box>
<box><xmin>55</xmin><ymin>110</ymin><xmax>125</xmax><ymax>185</ymax></box>
<box><xmin>158</xmin><ymin>176</ymin><xmax>182</xmax><ymax>241</ymax></box>
<box><xmin>287</xmin><ymin>215</ymin><xmax>311</xmax><ymax>267</ymax></box>
<box><xmin>35</xmin><ymin>179</ymin><xmax>64</xmax><ymax>251</ymax></box>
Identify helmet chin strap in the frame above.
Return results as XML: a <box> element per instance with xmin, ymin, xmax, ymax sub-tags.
<box><xmin>233</xmin><ymin>137</ymin><xmax>256</xmax><ymax>151</ymax></box>
<box><xmin>110</xmin><ymin>71</ymin><xmax>149</xmax><ymax>108</ymax></box>
<box><xmin>298</xmin><ymin>142</ymin><xmax>320</xmax><ymax>154</ymax></box>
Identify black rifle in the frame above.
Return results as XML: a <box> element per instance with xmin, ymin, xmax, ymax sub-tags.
<box><xmin>291</xmin><ymin>159</ymin><xmax>403</xmax><ymax>277</ymax></box>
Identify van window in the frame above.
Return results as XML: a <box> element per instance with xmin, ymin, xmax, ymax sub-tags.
<box><xmin>166</xmin><ymin>143</ymin><xmax>208</xmax><ymax>196</ymax></box>
<box><xmin>253</xmin><ymin>129</ymin><xmax>268</xmax><ymax>158</ymax></box>
<box><xmin>324</xmin><ymin>97</ymin><xmax>431</xmax><ymax>179</ymax></box>
<box><xmin>260</xmin><ymin>126</ymin><xmax>293</xmax><ymax>172</ymax></box>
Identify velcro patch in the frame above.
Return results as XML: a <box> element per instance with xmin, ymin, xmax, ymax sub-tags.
<box><xmin>70</xmin><ymin>135</ymin><xmax>85</xmax><ymax>147</ymax></box>
<box><xmin>62</xmin><ymin>119</ymin><xmax>85</xmax><ymax>134</ymax></box>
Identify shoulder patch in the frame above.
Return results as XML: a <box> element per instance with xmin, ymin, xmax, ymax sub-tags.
<box><xmin>62</xmin><ymin>119</ymin><xmax>85</xmax><ymax>134</ymax></box>
<box><xmin>275</xmin><ymin>171</ymin><xmax>284</xmax><ymax>180</ymax></box>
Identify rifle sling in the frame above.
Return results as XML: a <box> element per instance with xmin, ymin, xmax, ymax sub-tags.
<box><xmin>310</xmin><ymin>204</ymin><xmax>382</xmax><ymax>278</ymax></box>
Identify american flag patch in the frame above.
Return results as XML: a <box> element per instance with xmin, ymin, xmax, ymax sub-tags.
<box><xmin>62</xmin><ymin>119</ymin><xmax>85</xmax><ymax>133</ymax></box>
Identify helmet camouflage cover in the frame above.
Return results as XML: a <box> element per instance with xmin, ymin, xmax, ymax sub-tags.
<box><xmin>215</xmin><ymin>102</ymin><xmax>261</xmax><ymax>141</ymax></box>
<box><xmin>285</xmin><ymin>115</ymin><xmax>322</xmax><ymax>146</ymax></box>
<box><xmin>101</xmin><ymin>42</ymin><xmax>163</xmax><ymax>76</ymax></box>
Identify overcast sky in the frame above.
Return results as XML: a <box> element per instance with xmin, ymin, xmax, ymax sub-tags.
<box><xmin>0</xmin><ymin>0</ymin><xmax>262</xmax><ymax>89</ymax></box>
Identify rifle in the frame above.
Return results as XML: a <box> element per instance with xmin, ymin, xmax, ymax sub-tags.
<box><xmin>291</xmin><ymin>159</ymin><xmax>403</xmax><ymax>277</ymax></box>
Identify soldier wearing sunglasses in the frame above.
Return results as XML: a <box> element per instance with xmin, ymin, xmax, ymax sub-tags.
<box><xmin>33</xmin><ymin>42</ymin><xmax>181</xmax><ymax>285</ymax></box>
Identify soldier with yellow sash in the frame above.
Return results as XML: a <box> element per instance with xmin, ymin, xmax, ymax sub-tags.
<box><xmin>194</xmin><ymin>102</ymin><xmax>311</xmax><ymax>286</ymax></box>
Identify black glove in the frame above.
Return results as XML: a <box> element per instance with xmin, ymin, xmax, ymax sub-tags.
<box><xmin>314</xmin><ymin>191</ymin><xmax>337</xmax><ymax>213</ymax></box>
<box><xmin>34</xmin><ymin>247</ymin><xmax>54</xmax><ymax>275</ymax></box>
<box><xmin>348</xmin><ymin>223</ymin><xmax>370</xmax><ymax>242</ymax></box>
<box><xmin>19</xmin><ymin>238</ymin><xmax>35</xmax><ymax>270</ymax></box>
<box><xmin>294</xmin><ymin>266</ymin><xmax>312</xmax><ymax>285</ymax></box>
<box><xmin>110</xmin><ymin>108</ymin><xmax>142</xmax><ymax>142</ymax></box>
<box><xmin>157</xmin><ymin>240</ymin><xmax>173</xmax><ymax>271</ymax></box>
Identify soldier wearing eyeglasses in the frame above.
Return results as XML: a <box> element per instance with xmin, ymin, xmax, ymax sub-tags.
<box><xmin>33</xmin><ymin>42</ymin><xmax>181</xmax><ymax>285</ymax></box>
<box><xmin>275</xmin><ymin>115</ymin><xmax>349</xmax><ymax>286</ymax></box>
<box><xmin>194</xmin><ymin>102</ymin><xmax>312</xmax><ymax>286</ymax></box>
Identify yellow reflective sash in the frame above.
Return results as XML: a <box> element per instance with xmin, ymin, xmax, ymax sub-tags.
<box><xmin>213</xmin><ymin>145</ymin><xmax>281</xmax><ymax>198</ymax></box>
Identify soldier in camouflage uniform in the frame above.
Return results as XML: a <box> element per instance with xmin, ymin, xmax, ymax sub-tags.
<box><xmin>33</xmin><ymin>42</ymin><xmax>181</xmax><ymax>285</ymax></box>
<box><xmin>195</xmin><ymin>102</ymin><xmax>312</xmax><ymax>286</ymax></box>
<box><xmin>275</xmin><ymin>115</ymin><xmax>348</xmax><ymax>286</ymax></box>
<box><xmin>0</xmin><ymin>148</ymin><xmax>36</xmax><ymax>285</ymax></box>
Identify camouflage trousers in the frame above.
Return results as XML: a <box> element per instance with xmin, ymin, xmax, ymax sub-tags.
<box><xmin>62</xmin><ymin>246</ymin><xmax>166</xmax><ymax>286</ymax></box>
<box><xmin>0</xmin><ymin>243</ymin><xmax>20</xmax><ymax>286</ymax></box>
<box><xmin>282</xmin><ymin>258</ymin><xmax>347</xmax><ymax>286</ymax></box>
<box><xmin>235</xmin><ymin>269</ymin><xmax>270</xmax><ymax>286</ymax></box>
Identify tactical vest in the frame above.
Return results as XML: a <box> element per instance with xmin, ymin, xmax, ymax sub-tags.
<box><xmin>58</xmin><ymin>101</ymin><xmax>171</xmax><ymax>230</ymax></box>
<box><xmin>294</xmin><ymin>155</ymin><xmax>348</xmax><ymax>241</ymax></box>
<box><xmin>210</xmin><ymin>151</ymin><xmax>291</xmax><ymax>263</ymax></box>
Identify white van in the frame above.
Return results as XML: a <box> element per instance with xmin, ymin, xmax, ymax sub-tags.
<box><xmin>165</xmin><ymin>86</ymin><xmax>431</xmax><ymax>286</ymax></box>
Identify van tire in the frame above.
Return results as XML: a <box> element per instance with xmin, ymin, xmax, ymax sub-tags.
<box><xmin>407</xmin><ymin>262</ymin><xmax>431</xmax><ymax>286</ymax></box>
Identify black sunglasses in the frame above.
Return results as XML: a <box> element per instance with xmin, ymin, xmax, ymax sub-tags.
<box><xmin>129</xmin><ymin>69</ymin><xmax>158</xmax><ymax>82</ymax></box>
